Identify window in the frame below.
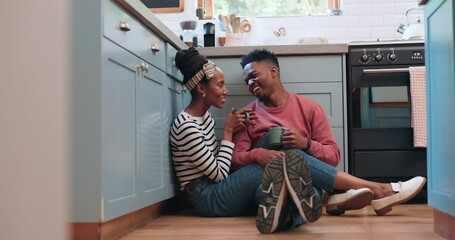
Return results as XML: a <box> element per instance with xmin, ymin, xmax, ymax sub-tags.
<box><xmin>213</xmin><ymin>0</ymin><xmax>339</xmax><ymax>17</ymax></box>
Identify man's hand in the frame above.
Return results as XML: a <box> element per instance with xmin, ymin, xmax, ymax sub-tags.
<box><xmin>256</xmin><ymin>149</ymin><xmax>285</xmax><ymax>166</ymax></box>
<box><xmin>281</xmin><ymin>128</ymin><xmax>309</xmax><ymax>149</ymax></box>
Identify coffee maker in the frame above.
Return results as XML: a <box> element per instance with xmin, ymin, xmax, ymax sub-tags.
<box><xmin>203</xmin><ymin>22</ymin><xmax>215</xmax><ymax>47</ymax></box>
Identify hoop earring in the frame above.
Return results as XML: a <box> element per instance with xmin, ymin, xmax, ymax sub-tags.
<box><xmin>202</xmin><ymin>93</ymin><xmax>206</xmax><ymax>97</ymax></box>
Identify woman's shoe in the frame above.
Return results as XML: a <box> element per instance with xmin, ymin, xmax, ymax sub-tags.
<box><xmin>371</xmin><ymin>176</ymin><xmax>426</xmax><ymax>215</ymax></box>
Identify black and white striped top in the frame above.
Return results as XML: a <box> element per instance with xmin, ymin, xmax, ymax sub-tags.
<box><xmin>170</xmin><ymin>111</ymin><xmax>234</xmax><ymax>190</ymax></box>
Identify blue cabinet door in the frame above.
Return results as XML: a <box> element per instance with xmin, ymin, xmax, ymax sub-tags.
<box><xmin>425</xmin><ymin>0</ymin><xmax>455</xmax><ymax>217</ymax></box>
<box><xmin>137</xmin><ymin>62</ymin><xmax>168</xmax><ymax>207</ymax></box>
<box><xmin>102</xmin><ymin>39</ymin><xmax>140</xmax><ymax>220</ymax></box>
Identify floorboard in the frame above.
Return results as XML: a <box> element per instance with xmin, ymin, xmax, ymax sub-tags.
<box><xmin>120</xmin><ymin>204</ymin><xmax>444</xmax><ymax>240</ymax></box>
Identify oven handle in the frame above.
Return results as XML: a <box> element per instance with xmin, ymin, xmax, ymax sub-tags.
<box><xmin>363</xmin><ymin>68</ymin><xmax>409</xmax><ymax>74</ymax></box>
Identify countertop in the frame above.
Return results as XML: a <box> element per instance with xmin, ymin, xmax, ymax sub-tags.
<box><xmin>198</xmin><ymin>44</ymin><xmax>348</xmax><ymax>57</ymax></box>
<box><xmin>115</xmin><ymin>0</ymin><xmax>188</xmax><ymax>50</ymax></box>
<box><xmin>114</xmin><ymin>0</ymin><xmax>348</xmax><ymax>55</ymax></box>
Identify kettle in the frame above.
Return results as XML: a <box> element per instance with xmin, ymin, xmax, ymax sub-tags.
<box><xmin>397</xmin><ymin>6</ymin><xmax>425</xmax><ymax>40</ymax></box>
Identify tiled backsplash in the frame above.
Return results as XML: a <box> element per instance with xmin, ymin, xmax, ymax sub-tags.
<box><xmin>157</xmin><ymin>0</ymin><xmax>423</xmax><ymax>45</ymax></box>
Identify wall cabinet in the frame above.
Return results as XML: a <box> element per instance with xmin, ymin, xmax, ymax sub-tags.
<box><xmin>204</xmin><ymin>55</ymin><xmax>347</xmax><ymax>171</ymax></box>
<box><xmin>71</xmin><ymin>0</ymin><xmax>184</xmax><ymax>224</ymax></box>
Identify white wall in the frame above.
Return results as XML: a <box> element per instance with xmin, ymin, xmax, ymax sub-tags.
<box><xmin>156</xmin><ymin>0</ymin><xmax>423</xmax><ymax>45</ymax></box>
<box><xmin>0</xmin><ymin>1</ymin><xmax>70</xmax><ymax>239</ymax></box>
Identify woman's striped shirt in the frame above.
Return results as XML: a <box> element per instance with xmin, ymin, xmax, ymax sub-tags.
<box><xmin>170</xmin><ymin>111</ymin><xmax>234</xmax><ymax>190</ymax></box>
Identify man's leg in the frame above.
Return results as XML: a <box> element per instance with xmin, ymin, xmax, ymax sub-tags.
<box><xmin>291</xmin><ymin>149</ymin><xmax>373</xmax><ymax>215</ymax></box>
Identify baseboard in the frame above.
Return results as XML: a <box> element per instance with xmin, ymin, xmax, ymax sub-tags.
<box><xmin>433</xmin><ymin>208</ymin><xmax>455</xmax><ymax>239</ymax></box>
<box><xmin>70</xmin><ymin>201</ymin><xmax>164</xmax><ymax>240</ymax></box>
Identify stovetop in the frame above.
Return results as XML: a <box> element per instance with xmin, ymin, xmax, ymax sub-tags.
<box><xmin>349</xmin><ymin>39</ymin><xmax>424</xmax><ymax>47</ymax></box>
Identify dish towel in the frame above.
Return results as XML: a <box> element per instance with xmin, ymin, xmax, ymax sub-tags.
<box><xmin>409</xmin><ymin>66</ymin><xmax>427</xmax><ymax>147</ymax></box>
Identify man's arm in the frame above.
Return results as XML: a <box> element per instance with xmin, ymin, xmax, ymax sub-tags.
<box><xmin>306</xmin><ymin>104</ymin><xmax>341</xmax><ymax>167</ymax></box>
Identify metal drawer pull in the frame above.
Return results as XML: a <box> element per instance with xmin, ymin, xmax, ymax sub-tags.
<box><xmin>151</xmin><ymin>44</ymin><xmax>160</xmax><ymax>52</ymax></box>
<box><xmin>363</xmin><ymin>68</ymin><xmax>409</xmax><ymax>74</ymax></box>
<box><xmin>137</xmin><ymin>62</ymin><xmax>149</xmax><ymax>73</ymax></box>
<box><xmin>119</xmin><ymin>20</ymin><xmax>130</xmax><ymax>31</ymax></box>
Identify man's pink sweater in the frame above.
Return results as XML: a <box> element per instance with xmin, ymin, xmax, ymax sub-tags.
<box><xmin>232</xmin><ymin>92</ymin><xmax>341</xmax><ymax>169</ymax></box>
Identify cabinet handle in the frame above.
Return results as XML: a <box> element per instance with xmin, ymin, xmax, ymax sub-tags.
<box><xmin>151</xmin><ymin>44</ymin><xmax>160</xmax><ymax>52</ymax></box>
<box><xmin>137</xmin><ymin>62</ymin><xmax>149</xmax><ymax>73</ymax></box>
<box><xmin>119</xmin><ymin>20</ymin><xmax>130</xmax><ymax>31</ymax></box>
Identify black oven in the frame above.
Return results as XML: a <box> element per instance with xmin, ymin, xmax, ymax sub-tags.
<box><xmin>347</xmin><ymin>40</ymin><xmax>427</xmax><ymax>199</ymax></box>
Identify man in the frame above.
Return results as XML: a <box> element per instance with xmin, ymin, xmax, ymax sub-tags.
<box><xmin>231</xmin><ymin>48</ymin><xmax>426</xmax><ymax>217</ymax></box>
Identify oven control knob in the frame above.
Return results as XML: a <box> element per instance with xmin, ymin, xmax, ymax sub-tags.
<box><xmin>388</xmin><ymin>53</ymin><xmax>397</xmax><ymax>62</ymax></box>
<box><xmin>360</xmin><ymin>54</ymin><xmax>369</xmax><ymax>62</ymax></box>
<box><xmin>375</xmin><ymin>54</ymin><xmax>383</xmax><ymax>62</ymax></box>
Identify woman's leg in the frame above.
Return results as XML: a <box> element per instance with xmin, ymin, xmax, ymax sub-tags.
<box><xmin>190</xmin><ymin>163</ymin><xmax>263</xmax><ymax>216</ymax></box>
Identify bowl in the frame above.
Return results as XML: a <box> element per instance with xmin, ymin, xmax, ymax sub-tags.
<box><xmin>180</xmin><ymin>20</ymin><xmax>197</xmax><ymax>30</ymax></box>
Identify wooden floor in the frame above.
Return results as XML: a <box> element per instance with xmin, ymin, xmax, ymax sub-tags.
<box><xmin>120</xmin><ymin>204</ymin><xmax>444</xmax><ymax>240</ymax></box>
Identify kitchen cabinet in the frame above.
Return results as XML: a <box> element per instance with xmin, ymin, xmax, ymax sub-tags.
<box><xmin>101</xmin><ymin>39</ymin><xmax>180</xmax><ymax>219</ymax></box>
<box><xmin>201</xmin><ymin>54</ymin><xmax>347</xmax><ymax>172</ymax></box>
<box><xmin>425</xmin><ymin>0</ymin><xmax>455</xmax><ymax>217</ymax></box>
<box><xmin>71</xmin><ymin>0</ymin><xmax>185</xmax><ymax>226</ymax></box>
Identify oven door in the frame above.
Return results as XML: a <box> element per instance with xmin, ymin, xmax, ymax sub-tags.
<box><xmin>350</xmin><ymin>65</ymin><xmax>424</xmax><ymax>150</ymax></box>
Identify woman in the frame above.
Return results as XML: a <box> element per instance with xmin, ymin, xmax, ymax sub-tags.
<box><xmin>169</xmin><ymin>48</ymin><xmax>263</xmax><ymax>217</ymax></box>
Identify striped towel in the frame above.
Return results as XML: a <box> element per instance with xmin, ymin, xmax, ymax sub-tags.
<box><xmin>409</xmin><ymin>66</ymin><xmax>427</xmax><ymax>147</ymax></box>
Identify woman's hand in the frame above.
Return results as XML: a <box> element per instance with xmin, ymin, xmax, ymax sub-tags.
<box><xmin>225</xmin><ymin>108</ymin><xmax>257</xmax><ymax>133</ymax></box>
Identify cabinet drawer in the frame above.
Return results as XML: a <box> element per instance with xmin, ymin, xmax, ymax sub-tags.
<box><xmin>103</xmin><ymin>0</ymin><xmax>165</xmax><ymax>70</ymax></box>
<box><xmin>279</xmin><ymin>55</ymin><xmax>343</xmax><ymax>83</ymax></box>
<box><xmin>165</xmin><ymin>43</ymin><xmax>183</xmax><ymax>81</ymax></box>
<box><xmin>353</xmin><ymin>150</ymin><xmax>426</xmax><ymax>178</ymax></box>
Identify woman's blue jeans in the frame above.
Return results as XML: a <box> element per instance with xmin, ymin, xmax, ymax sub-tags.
<box><xmin>188</xmin><ymin>163</ymin><xmax>263</xmax><ymax>217</ymax></box>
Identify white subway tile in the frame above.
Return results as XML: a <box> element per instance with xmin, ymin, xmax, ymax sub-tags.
<box><xmin>347</xmin><ymin>4</ymin><xmax>372</xmax><ymax>16</ymax></box>
<box><xmin>358</xmin><ymin>16</ymin><xmax>384</xmax><ymax>27</ymax></box>
<box><xmin>348</xmin><ymin>27</ymin><xmax>373</xmax><ymax>40</ymax></box>
<box><xmin>371</xmin><ymin>27</ymin><xmax>397</xmax><ymax>40</ymax></box>
<box><xmin>383</xmin><ymin>15</ymin><xmax>406</xmax><ymax>26</ymax></box>
<box><xmin>343</xmin><ymin>0</ymin><xmax>360</xmax><ymax>4</ymax></box>
<box><xmin>324</xmin><ymin>28</ymin><xmax>349</xmax><ymax>39</ymax></box>
<box><xmin>334</xmin><ymin>16</ymin><xmax>360</xmax><ymax>27</ymax></box>
<box><xmin>371</xmin><ymin>4</ymin><xmax>396</xmax><ymax>15</ymax></box>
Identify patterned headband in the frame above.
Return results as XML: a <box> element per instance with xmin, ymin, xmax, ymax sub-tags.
<box><xmin>184</xmin><ymin>61</ymin><xmax>216</xmax><ymax>91</ymax></box>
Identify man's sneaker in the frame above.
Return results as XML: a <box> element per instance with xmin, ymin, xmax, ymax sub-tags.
<box><xmin>256</xmin><ymin>156</ymin><xmax>286</xmax><ymax>234</ymax></box>
<box><xmin>283</xmin><ymin>150</ymin><xmax>322</xmax><ymax>223</ymax></box>
<box><xmin>325</xmin><ymin>188</ymin><xmax>374</xmax><ymax>215</ymax></box>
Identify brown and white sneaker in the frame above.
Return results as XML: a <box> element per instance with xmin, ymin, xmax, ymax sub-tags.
<box><xmin>256</xmin><ymin>156</ymin><xmax>286</xmax><ymax>234</ymax></box>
